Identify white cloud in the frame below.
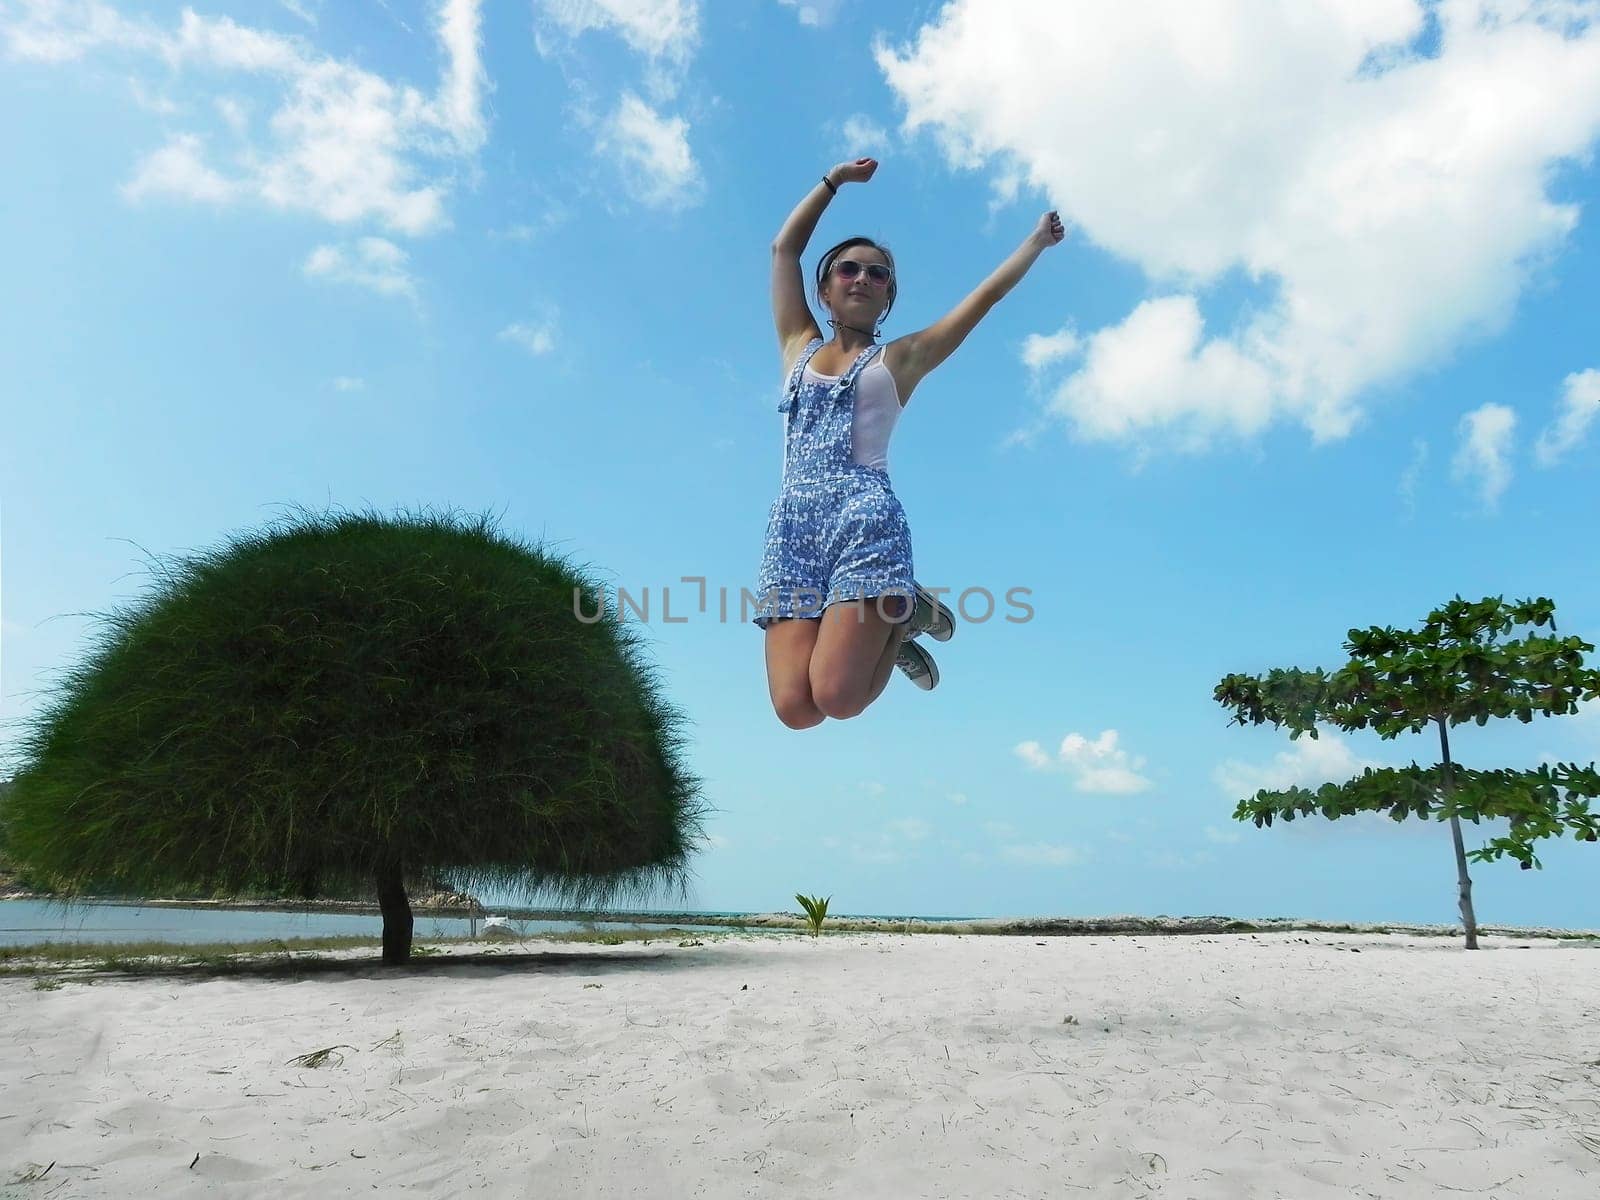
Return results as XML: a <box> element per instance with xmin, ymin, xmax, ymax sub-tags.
<box><xmin>1147</xmin><ymin>849</ymin><xmax>1215</xmax><ymax>870</ymax></box>
<box><xmin>1533</xmin><ymin>367</ymin><xmax>1600</xmax><ymax>466</ymax></box>
<box><xmin>876</xmin><ymin>0</ymin><xmax>1600</xmax><ymax>455</ymax></box>
<box><xmin>1537</xmin><ymin>698</ymin><xmax>1600</xmax><ymax>767</ymax></box>
<box><xmin>598</xmin><ymin>90</ymin><xmax>701</xmax><ymax>210</ymax></box>
<box><xmin>839</xmin><ymin>113</ymin><xmax>890</xmax><ymax>154</ymax></box>
<box><xmin>846</xmin><ymin>815</ymin><xmax>932</xmax><ymax>864</ymax></box>
<box><xmin>7</xmin><ymin>0</ymin><xmax>490</xmax><ymax>237</ymax></box>
<box><xmin>1203</xmin><ymin>825</ymin><xmax>1242</xmax><ymax>844</ymax></box>
<box><xmin>120</xmin><ymin>133</ymin><xmax>241</xmax><ymax>205</ymax></box>
<box><xmin>1014</xmin><ymin>742</ymin><xmax>1051</xmax><ymax>770</ymax></box>
<box><xmin>499</xmin><ymin>320</ymin><xmax>563</xmax><ymax>356</ymax></box>
<box><xmin>540</xmin><ymin>0</ymin><xmax>698</xmax><ymax>65</ymax></box>
<box><xmin>127</xmin><ymin>76</ymin><xmax>179</xmax><ymax>114</ymax></box>
<box><xmin>331</xmin><ymin>376</ymin><xmax>365</xmax><ymax>391</ymax></box>
<box><xmin>491</xmin><ymin>186</ymin><xmax>572</xmax><ymax>243</ymax></box>
<box><xmin>1215</xmin><ymin>730</ymin><xmax>1458</xmax><ymax>840</ymax></box>
<box><xmin>1398</xmin><ymin>437</ymin><xmax>1428</xmax><ymax>517</ymax></box>
<box><xmin>435</xmin><ymin>0</ymin><xmax>489</xmax><ymax>149</ymax></box>
<box><xmin>1452</xmin><ymin>402</ymin><xmax>1516</xmax><ymax>510</ymax></box>
<box><xmin>850</xmin><ymin>843</ymin><xmax>901</xmax><ymax>864</ymax></box>
<box><xmin>1021</xmin><ymin>323</ymin><xmax>1081</xmax><ymax>372</ymax></box>
<box><xmin>1214</xmin><ymin>730</ymin><xmax>1371</xmax><ymax>800</ymax></box>
<box><xmin>1014</xmin><ymin>728</ymin><xmax>1152</xmax><ymax>794</ymax></box>
<box><xmin>1</xmin><ymin>0</ymin><xmax>165</xmax><ymax>62</ymax></box>
<box><xmin>779</xmin><ymin>0</ymin><xmax>848</xmax><ymax>28</ymax></box>
<box><xmin>215</xmin><ymin>94</ymin><xmax>250</xmax><ymax>137</ymax></box>
<box><xmin>948</xmin><ymin>791</ymin><xmax>968</xmax><ymax>806</ymax></box>
<box><xmin>985</xmin><ymin>163</ymin><xmax>1029</xmax><ymax>221</ymax></box>
<box><xmin>1031</xmin><ymin>294</ymin><xmax>1280</xmax><ymax>453</ymax></box>
<box><xmin>302</xmin><ymin>237</ymin><xmax>417</xmax><ymax>300</ymax></box>
<box><xmin>975</xmin><ymin>820</ymin><xmax>1087</xmax><ymax>866</ymax></box>
<box><xmin>279</xmin><ymin>0</ymin><xmax>318</xmax><ymax>27</ymax></box>
<box><xmin>373</xmin><ymin>0</ymin><xmax>414</xmax><ymax>37</ymax></box>
<box><xmin>534</xmin><ymin>3</ymin><xmax>700</xmax><ymax>184</ymax></box>
<box><xmin>999</xmin><ymin>842</ymin><xmax>1086</xmax><ymax>867</ymax></box>
<box><xmin>859</xmin><ymin>780</ymin><xmax>886</xmax><ymax>797</ymax></box>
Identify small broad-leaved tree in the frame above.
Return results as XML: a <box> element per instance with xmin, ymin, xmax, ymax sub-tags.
<box><xmin>0</xmin><ymin>506</ymin><xmax>709</xmax><ymax>964</ymax></box>
<box><xmin>1215</xmin><ymin>595</ymin><xmax>1600</xmax><ymax>949</ymax></box>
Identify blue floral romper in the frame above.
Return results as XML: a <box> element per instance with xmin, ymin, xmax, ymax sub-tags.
<box><xmin>751</xmin><ymin>336</ymin><xmax>915</xmax><ymax>629</ymax></box>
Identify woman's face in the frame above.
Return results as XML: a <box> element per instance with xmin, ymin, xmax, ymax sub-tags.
<box><xmin>821</xmin><ymin>245</ymin><xmax>893</xmax><ymax>326</ymax></box>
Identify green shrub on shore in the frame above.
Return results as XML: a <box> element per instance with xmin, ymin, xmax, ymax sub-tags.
<box><xmin>0</xmin><ymin>507</ymin><xmax>709</xmax><ymax>964</ymax></box>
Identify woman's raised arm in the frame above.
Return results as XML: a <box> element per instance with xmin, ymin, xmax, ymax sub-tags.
<box><xmin>771</xmin><ymin>159</ymin><xmax>878</xmax><ymax>363</ymax></box>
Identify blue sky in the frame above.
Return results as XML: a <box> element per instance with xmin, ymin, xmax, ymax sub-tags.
<box><xmin>3</xmin><ymin>0</ymin><xmax>1599</xmax><ymax>930</ymax></box>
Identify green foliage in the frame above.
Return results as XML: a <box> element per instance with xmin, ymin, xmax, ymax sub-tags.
<box><xmin>0</xmin><ymin>780</ymin><xmax>52</xmax><ymax>896</ymax></box>
<box><xmin>0</xmin><ymin>505</ymin><xmax>710</xmax><ymax>927</ymax></box>
<box><xmin>1216</xmin><ymin>595</ymin><xmax>1600</xmax><ymax>870</ymax></box>
<box><xmin>795</xmin><ymin>892</ymin><xmax>831</xmax><ymax>937</ymax></box>
<box><xmin>1229</xmin><ymin>762</ymin><xmax>1600</xmax><ymax>868</ymax></box>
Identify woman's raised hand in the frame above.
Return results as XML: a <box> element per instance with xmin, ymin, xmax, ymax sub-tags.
<box><xmin>828</xmin><ymin>157</ymin><xmax>878</xmax><ymax>187</ymax></box>
<box><xmin>1032</xmin><ymin>209</ymin><xmax>1066</xmax><ymax>248</ymax></box>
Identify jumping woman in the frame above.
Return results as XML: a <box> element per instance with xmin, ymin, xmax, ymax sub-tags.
<box><xmin>754</xmin><ymin>156</ymin><xmax>1065</xmax><ymax>728</ymax></box>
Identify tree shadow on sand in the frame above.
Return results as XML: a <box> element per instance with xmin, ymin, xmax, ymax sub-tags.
<box><xmin>33</xmin><ymin>943</ymin><xmax>778</xmax><ymax>985</ymax></box>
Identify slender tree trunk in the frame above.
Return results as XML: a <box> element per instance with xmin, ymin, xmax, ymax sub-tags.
<box><xmin>377</xmin><ymin>861</ymin><xmax>413</xmax><ymax>965</ymax></box>
<box><xmin>1438</xmin><ymin>717</ymin><xmax>1479</xmax><ymax>950</ymax></box>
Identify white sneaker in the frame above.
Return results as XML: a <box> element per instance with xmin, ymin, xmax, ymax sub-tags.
<box><xmin>907</xmin><ymin>583</ymin><xmax>954</xmax><ymax>642</ymax></box>
<box><xmin>895</xmin><ymin>639</ymin><xmax>939</xmax><ymax>690</ymax></box>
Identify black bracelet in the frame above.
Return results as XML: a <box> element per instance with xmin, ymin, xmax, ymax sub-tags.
<box><xmin>821</xmin><ymin>175</ymin><xmax>837</xmax><ymax>195</ymax></box>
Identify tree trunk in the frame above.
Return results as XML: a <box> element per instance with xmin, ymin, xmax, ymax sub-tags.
<box><xmin>377</xmin><ymin>861</ymin><xmax>413</xmax><ymax>965</ymax></box>
<box><xmin>1438</xmin><ymin>717</ymin><xmax>1479</xmax><ymax>950</ymax></box>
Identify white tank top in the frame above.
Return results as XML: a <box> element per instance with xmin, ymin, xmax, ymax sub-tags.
<box><xmin>800</xmin><ymin>353</ymin><xmax>905</xmax><ymax>471</ymax></box>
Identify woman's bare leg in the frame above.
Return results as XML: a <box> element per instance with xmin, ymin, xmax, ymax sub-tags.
<box><xmin>809</xmin><ymin>595</ymin><xmax>909</xmax><ymax>719</ymax></box>
<box><xmin>864</xmin><ymin>596</ymin><xmax>911</xmax><ymax>706</ymax></box>
<box><xmin>765</xmin><ymin>617</ymin><xmax>826</xmax><ymax>728</ymax></box>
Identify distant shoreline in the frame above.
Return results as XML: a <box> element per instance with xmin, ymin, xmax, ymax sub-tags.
<box><xmin>4</xmin><ymin>894</ymin><xmax>1596</xmax><ymax>940</ymax></box>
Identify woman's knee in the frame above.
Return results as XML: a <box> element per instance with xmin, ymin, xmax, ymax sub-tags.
<box><xmin>811</xmin><ymin>675</ymin><xmax>869</xmax><ymax>720</ymax></box>
<box><xmin>774</xmin><ymin>690</ymin><xmax>827</xmax><ymax>729</ymax></box>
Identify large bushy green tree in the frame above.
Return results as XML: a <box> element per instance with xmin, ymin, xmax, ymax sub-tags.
<box><xmin>0</xmin><ymin>507</ymin><xmax>709</xmax><ymax>963</ymax></box>
<box><xmin>1215</xmin><ymin>596</ymin><xmax>1600</xmax><ymax>948</ymax></box>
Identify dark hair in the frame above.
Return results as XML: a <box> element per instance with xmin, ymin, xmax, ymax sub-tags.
<box><xmin>815</xmin><ymin>236</ymin><xmax>897</xmax><ymax>331</ymax></box>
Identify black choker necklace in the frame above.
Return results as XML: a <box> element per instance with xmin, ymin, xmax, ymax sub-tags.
<box><xmin>827</xmin><ymin>318</ymin><xmax>878</xmax><ymax>340</ymax></box>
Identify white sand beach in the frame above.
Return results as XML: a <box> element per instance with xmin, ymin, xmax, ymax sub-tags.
<box><xmin>4</xmin><ymin>930</ymin><xmax>1598</xmax><ymax>1198</ymax></box>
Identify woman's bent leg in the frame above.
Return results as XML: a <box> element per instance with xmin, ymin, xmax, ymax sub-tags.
<box><xmin>765</xmin><ymin>617</ymin><xmax>826</xmax><ymax>728</ymax></box>
<box><xmin>810</xmin><ymin>594</ymin><xmax>907</xmax><ymax>719</ymax></box>
<box><xmin>864</xmin><ymin>595</ymin><xmax>911</xmax><ymax>706</ymax></box>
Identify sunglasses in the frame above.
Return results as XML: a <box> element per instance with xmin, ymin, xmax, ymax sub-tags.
<box><xmin>831</xmin><ymin>258</ymin><xmax>893</xmax><ymax>286</ymax></box>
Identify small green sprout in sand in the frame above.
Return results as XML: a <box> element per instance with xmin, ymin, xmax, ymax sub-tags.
<box><xmin>795</xmin><ymin>893</ymin><xmax>831</xmax><ymax>938</ymax></box>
